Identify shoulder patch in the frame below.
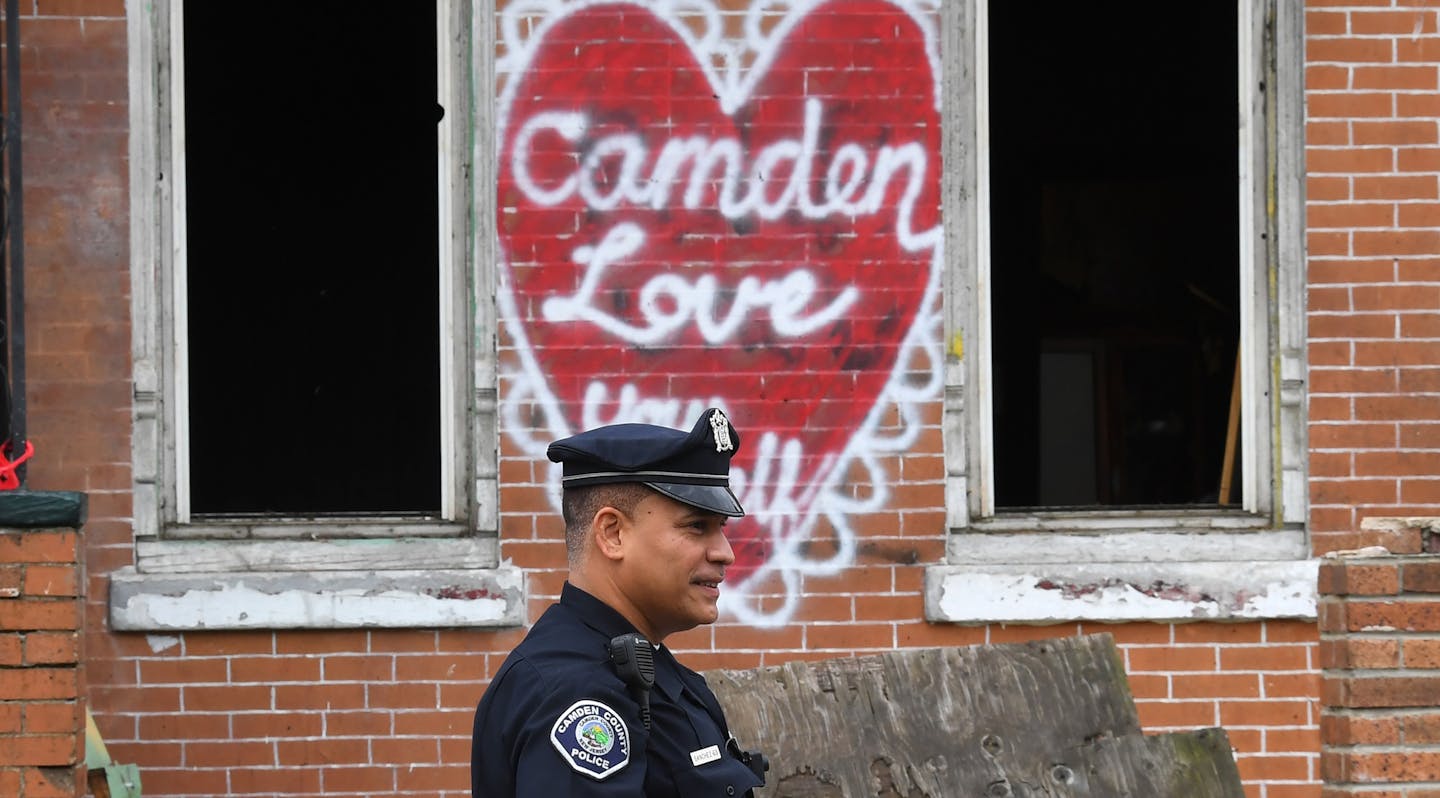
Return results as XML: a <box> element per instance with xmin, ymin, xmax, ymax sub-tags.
<box><xmin>550</xmin><ymin>699</ymin><xmax>631</xmax><ymax>780</ymax></box>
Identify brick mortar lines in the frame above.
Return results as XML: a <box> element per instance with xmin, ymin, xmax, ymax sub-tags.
<box><xmin>1325</xmin><ymin>745</ymin><xmax>1440</xmax><ymax>752</ymax></box>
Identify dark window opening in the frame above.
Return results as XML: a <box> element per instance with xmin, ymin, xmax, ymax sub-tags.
<box><xmin>184</xmin><ymin>2</ymin><xmax>441</xmax><ymax>517</ymax></box>
<box><xmin>989</xmin><ymin>2</ymin><xmax>1241</xmax><ymax>509</ymax></box>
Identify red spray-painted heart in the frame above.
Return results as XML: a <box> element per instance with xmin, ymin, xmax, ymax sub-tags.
<box><xmin>497</xmin><ymin>0</ymin><xmax>942</xmax><ymax>591</ymax></box>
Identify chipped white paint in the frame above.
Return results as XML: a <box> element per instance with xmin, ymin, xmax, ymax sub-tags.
<box><xmin>946</xmin><ymin>529</ymin><xmax>1309</xmax><ymax>565</ymax></box>
<box><xmin>110</xmin><ymin>567</ymin><xmax>525</xmax><ymax>631</ymax></box>
<box><xmin>1362</xmin><ymin>516</ymin><xmax>1440</xmax><ymax>533</ymax></box>
<box><xmin>1324</xmin><ymin>546</ymin><xmax>1391</xmax><ymax>559</ymax></box>
<box><xmin>133</xmin><ymin>537</ymin><xmax>500</xmax><ymax>574</ymax></box>
<box><xmin>924</xmin><ymin>559</ymin><xmax>1318</xmax><ymax>624</ymax></box>
<box><xmin>145</xmin><ymin>634</ymin><xmax>180</xmax><ymax>653</ymax></box>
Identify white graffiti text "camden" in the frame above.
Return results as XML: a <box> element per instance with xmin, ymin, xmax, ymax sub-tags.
<box><xmin>542</xmin><ymin>223</ymin><xmax>859</xmax><ymax>345</ymax></box>
<box><xmin>509</xmin><ymin>97</ymin><xmax>938</xmax><ymax>253</ymax></box>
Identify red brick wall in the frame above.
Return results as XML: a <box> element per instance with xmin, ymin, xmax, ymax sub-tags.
<box><xmin>5</xmin><ymin>0</ymin><xmax>1438</xmax><ymax>797</ymax></box>
<box><xmin>1305</xmin><ymin>0</ymin><xmax>1440</xmax><ymax>552</ymax></box>
<box><xmin>0</xmin><ymin>529</ymin><xmax>84</xmax><ymax>798</ymax></box>
<box><xmin>1318</xmin><ymin>542</ymin><xmax>1440</xmax><ymax>795</ymax></box>
<box><xmin>13</xmin><ymin>0</ymin><xmax>134</xmax><ymax>793</ymax></box>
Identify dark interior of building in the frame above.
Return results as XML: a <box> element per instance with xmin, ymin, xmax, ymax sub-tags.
<box><xmin>184</xmin><ymin>2</ymin><xmax>441</xmax><ymax>516</ymax></box>
<box><xmin>988</xmin><ymin>1</ymin><xmax>1242</xmax><ymax>508</ymax></box>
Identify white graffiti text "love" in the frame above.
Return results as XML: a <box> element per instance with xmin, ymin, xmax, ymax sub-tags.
<box><xmin>541</xmin><ymin>223</ymin><xmax>859</xmax><ymax>344</ymax></box>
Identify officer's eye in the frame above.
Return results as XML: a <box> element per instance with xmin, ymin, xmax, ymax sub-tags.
<box><xmin>679</xmin><ymin>513</ymin><xmax>726</xmax><ymax>536</ymax></box>
<box><xmin>682</xmin><ymin>518</ymin><xmax>715</xmax><ymax>534</ymax></box>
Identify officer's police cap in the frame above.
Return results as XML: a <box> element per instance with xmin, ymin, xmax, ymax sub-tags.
<box><xmin>547</xmin><ymin>408</ymin><xmax>745</xmax><ymax>517</ymax></box>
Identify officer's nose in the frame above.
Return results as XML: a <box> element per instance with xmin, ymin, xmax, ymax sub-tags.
<box><xmin>712</xmin><ymin>529</ymin><xmax>735</xmax><ymax>565</ymax></box>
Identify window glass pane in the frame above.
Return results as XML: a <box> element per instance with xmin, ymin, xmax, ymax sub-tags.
<box><xmin>988</xmin><ymin>1</ymin><xmax>1240</xmax><ymax>508</ymax></box>
<box><xmin>184</xmin><ymin>1</ymin><xmax>441</xmax><ymax>516</ymax></box>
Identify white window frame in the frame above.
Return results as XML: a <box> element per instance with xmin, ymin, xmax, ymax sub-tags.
<box><xmin>927</xmin><ymin>0</ymin><xmax>1314</xmax><ymax>624</ymax></box>
<box><xmin>117</xmin><ymin>0</ymin><xmax>520</xmax><ymax>630</ymax></box>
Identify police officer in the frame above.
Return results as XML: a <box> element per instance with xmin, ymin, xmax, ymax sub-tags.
<box><xmin>472</xmin><ymin>408</ymin><xmax>767</xmax><ymax>797</ymax></box>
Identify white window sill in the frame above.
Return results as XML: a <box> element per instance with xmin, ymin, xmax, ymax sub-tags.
<box><xmin>109</xmin><ymin>538</ymin><xmax>525</xmax><ymax>630</ymax></box>
<box><xmin>925</xmin><ymin>528</ymin><xmax>1317</xmax><ymax>624</ymax></box>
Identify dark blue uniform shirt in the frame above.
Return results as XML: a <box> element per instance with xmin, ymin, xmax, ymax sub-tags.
<box><xmin>472</xmin><ymin>583</ymin><xmax>764</xmax><ymax>797</ymax></box>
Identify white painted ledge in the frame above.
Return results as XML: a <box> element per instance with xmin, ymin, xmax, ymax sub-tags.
<box><xmin>109</xmin><ymin>566</ymin><xmax>526</xmax><ymax>630</ymax></box>
<box><xmin>926</xmin><ymin>530</ymin><xmax>1318</xmax><ymax>624</ymax></box>
<box><xmin>925</xmin><ymin>560</ymin><xmax>1318</xmax><ymax>624</ymax></box>
<box><xmin>945</xmin><ymin>528</ymin><xmax>1309</xmax><ymax>564</ymax></box>
<box><xmin>131</xmin><ymin>536</ymin><xmax>500</xmax><ymax>573</ymax></box>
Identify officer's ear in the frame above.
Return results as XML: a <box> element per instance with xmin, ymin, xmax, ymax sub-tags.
<box><xmin>590</xmin><ymin>505</ymin><xmax>628</xmax><ymax>562</ymax></box>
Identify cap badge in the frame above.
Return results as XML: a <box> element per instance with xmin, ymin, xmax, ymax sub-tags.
<box><xmin>709</xmin><ymin>410</ymin><xmax>734</xmax><ymax>453</ymax></box>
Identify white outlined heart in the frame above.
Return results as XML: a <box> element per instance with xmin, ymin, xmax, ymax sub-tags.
<box><xmin>494</xmin><ymin>0</ymin><xmax>945</xmax><ymax>627</ymax></box>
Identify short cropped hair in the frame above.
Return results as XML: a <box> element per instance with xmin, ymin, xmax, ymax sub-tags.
<box><xmin>561</xmin><ymin>482</ymin><xmax>654</xmax><ymax>564</ymax></box>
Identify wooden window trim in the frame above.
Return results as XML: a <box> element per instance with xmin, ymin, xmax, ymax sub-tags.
<box><xmin>929</xmin><ymin>0</ymin><xmax>1310</xmax><ymax>623</ymax></box>
<box><xmin>120</xmin><ymin>0</ymin><xmax>518</xmax><ymax>629</ymax></box>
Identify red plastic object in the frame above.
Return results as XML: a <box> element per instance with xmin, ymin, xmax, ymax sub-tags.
<box><xmin>0</xmin><ymin>439</ymin><xmax>34</xmax><ymax>490</ymax></box>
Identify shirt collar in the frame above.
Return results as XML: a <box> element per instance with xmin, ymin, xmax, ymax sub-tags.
<box><xmin>560</xmin><ymin>581</ymin><xmax>641</xmax><ymax>641</ymax></box>
<box><xmin>651</xmin><ymin>640</ymin><xmax>686</xmax><ymax>701</ymax></box>
<box><xmin>558</xmin><ymin>583</ymin><xmax>691</xmax><ymax>704</ymax></box>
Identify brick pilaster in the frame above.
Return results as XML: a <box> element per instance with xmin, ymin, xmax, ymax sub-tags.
<box><xmin>1320</xmin><ymin>521</ymin><xmax>1440</xmax><ymax>797</ymax></box>
<box><xmin>0</xmin><ymin>529</ymin><xmax>85</xmax><ymax>798</ymax></box>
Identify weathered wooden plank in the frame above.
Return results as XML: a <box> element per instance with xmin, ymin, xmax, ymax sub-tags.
<box><xmin>1028</xmin><ymin>728</ymin><xmax>1245</xmax><ymax>798</ymax></box>
<box><xmin>706</xmin><ymin>635</ymin><xmax>1244</xmax><ymax>798</ymax></box>
<box><xmin>960</xmin><ymin>727</ymin><xmax>1244</xmax><ymax>797</ymax></box>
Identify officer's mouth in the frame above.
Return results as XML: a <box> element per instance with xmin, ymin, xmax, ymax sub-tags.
<box><xmin>692</xmin><ymin>576</ymin><xmax>724</xmax><ymax>597</ymax></box>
